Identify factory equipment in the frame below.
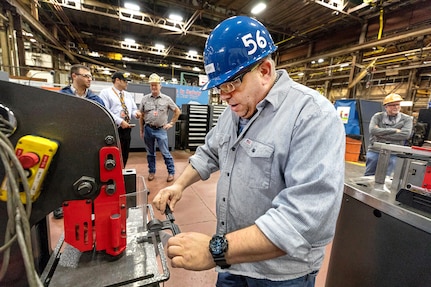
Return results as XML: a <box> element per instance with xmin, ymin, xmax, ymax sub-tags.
<box><xmin>326</xmin><ymin>142</ymin><xmax>431</xmax><ymax>286</ymax></box>
<box><xmin>0</xmin><ymin>80</ymin><xmax>175</xmax><ymax>286</ymax></box>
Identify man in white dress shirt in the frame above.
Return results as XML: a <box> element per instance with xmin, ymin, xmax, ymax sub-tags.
<box><xmin>99</xmin><ymin>71</ymin><xmax>141</xmax><ymax>167</ymax></box>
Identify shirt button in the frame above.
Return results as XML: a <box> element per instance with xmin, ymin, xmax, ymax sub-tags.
<box><xmin>222</xmin><ymin>197</ymin><xmax>226</xmax><ymax>202</ymax></box>
<box><xmin>231</xmin><ymin>147</ymin><xmax>236</xmax><ymax>151</ymax></box>
<box><xmin>221</xmin><ymin>221</ymin><xmax>225</xmax><ymax>225</ymax></box>
<box><xmin>227</xmin><ymin>172</ymin><xmax>230</xmax><ymax>176</ymax></box>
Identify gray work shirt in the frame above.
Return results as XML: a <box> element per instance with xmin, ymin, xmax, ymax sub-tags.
<box><xmin>368</xmin><ymin>111</ymin><xmax>413</xmax><ymax>150</ymax></box>
<box><xmin>140</xmin><ymin>93</ymin><xmax>178</xmax><ymax>127</ymax></box>
<box><xmin>189</xmin><ymin>70</ymin><xmax>345</xmax><ymax>281</ymax></box>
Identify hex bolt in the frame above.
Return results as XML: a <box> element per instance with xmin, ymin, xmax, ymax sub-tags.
<box><xmin>77</xmin><ymin>181</ymin><xmax>93</xmax><ymax>195</ymax></box>
<box><xmin>73</xmin><ymin>176</ymin><xmax>97</xmax><ymax>197</ymax></box>
<box><xmin>104</xmin><ymin>135</ymin><xmax>115</xmax><ymax>145</ymax></box>
<box><xmin>106</xmin><ymin>183</ymin><xmax>116</xmax><ymax>195</ymax></box>
<box><xmin>105</xmin><ymin>159</ymin><xmax>116</xmax><ymax>170</ymax></box>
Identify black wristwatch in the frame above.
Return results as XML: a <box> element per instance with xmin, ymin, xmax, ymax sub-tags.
<box><xmin>209</xmin><ymin>234</ymin><xmax>231</xmax><ymax>269</ymax></box>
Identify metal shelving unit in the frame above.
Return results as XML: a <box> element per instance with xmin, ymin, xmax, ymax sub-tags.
<box><xmin>210</xmin><ymin>104</ymin><xmax>227</xmax><ymax>128</ymax></box>
<box><xmin>181</xmin><ymin>104</ymin><xmax>211</xmax><ymax>150</ymax></box>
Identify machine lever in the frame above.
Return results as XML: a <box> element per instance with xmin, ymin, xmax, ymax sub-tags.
<box><xmin>164</xmin><ymin>205</ymin><xmax>180</xmax><ymax>235</ymax></box>
<box><xmin>147</xmin><ymin>205</ymin><xmax>181</xmax><ymax>236</ymax></box>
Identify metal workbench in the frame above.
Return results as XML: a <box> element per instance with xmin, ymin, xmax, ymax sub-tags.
<box><xmin>325</xmin><ymin>178</ymin><xmax>431</xmax><ymax>287</ymax></box>
<box><xmin>42</xmin><ymin>206</ymin><xmax>170</xmax><ymax>287</ymax></box>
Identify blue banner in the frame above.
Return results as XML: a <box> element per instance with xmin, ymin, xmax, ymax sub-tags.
<box><xmin>334</xmin><ymin>99</ymin><xmax>360</xmax><ymax>135</ymax></box>
<box><xmin>164</xmin><ymin>83</ymin><xmax>209</xmax><ymax>106</ymax></box>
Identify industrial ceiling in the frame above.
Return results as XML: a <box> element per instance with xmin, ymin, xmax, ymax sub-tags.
<box><xmin>2</xmin><ymin>0</ymin><xmax>431</xmax><ymax>86</ymax></box>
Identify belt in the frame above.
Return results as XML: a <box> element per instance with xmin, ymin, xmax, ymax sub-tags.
<box><xmin>146</xmin><ymin>124</ymin><xmax>162</xmax><ymax>130</ymax></box>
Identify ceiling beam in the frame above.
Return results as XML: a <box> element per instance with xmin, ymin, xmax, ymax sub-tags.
<box><xmin>97</xmin><ymin>40</ymin><xmax>204</xmax><ymax>63</ymax></box>
<box><xmin>6</xmin><ymin>0</ymin><xmax>78</xmax><ymax>63</ymax></box>
<box><xmin>278</xmin><ymin>26</ymin><xmax>431</xmax><ymax>69</ymax></box>
<box><xmin>39</xmin><ymin>0</ymin><xmax>211</xmax><ymax>39</ymax></box>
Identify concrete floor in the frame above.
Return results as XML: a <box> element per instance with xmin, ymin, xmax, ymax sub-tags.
<box><xmin>48</xmin><ymin>150</ymin><xmax>366</xmax><ymax>287</ymax></box>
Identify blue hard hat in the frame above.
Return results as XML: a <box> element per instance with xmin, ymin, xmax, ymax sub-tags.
<box><xmin>202</xmin><ymin>16</ymin><xmax>278</xmax><ymax>91</ymax></box>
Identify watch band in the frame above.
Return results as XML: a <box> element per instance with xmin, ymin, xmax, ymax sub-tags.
<box><xmin>213</xmin><ymin>256</ymin><xmax>231</xmax><ymax>269</ymax></box>
<box><xmin>209</xmin><ymin>234</ymin><xmax>231</xmax><ymax>269</ymax></box>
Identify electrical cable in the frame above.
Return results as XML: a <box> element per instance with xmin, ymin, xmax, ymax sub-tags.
<box><xmin>0</xmin><ymin>117</ymin><xmax>43</xmax><ymax>286</ymax></box>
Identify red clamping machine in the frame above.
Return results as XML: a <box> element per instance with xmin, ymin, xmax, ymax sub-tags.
<box><xmin>63</xmin><ymin>146</ymin><xmax>127</xmax><ymax>256</ymax></box>
<box><xmin>0</xmin><ymin>80</ymin><xmax>137</xmax><ymax>285</ymax></box>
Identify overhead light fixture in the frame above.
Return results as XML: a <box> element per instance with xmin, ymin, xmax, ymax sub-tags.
<box><xmin>88</xmin><ymin>51</ymin><xmax>100</xmax><ymax>57</ymax></box>
<box><xmin>122</xmin><ymin>57</ymin><xmax>137</xmax><ymax>62</ymax></box>
<box><xmin>124</xmin><ymin>2</ymin><xmax>140</xmax><ymax>11</ymax></box>
<box><xmin>251</xmin><ymin>2</ymin><xmax>267</xmax><ymax>15</ymax></box>
<box><xmin>188</xmin><ymin>50</ymin><xmax>198</xmax><ymax>56</ymax></box>
<box><xmin>192</xmin><ymin>67</ymin><xmax>201</xmax><ymax>72</ymax></box>
<box><xmin>169</xmin><ymin>14</ymin><xmax>183</xmax><ymax>22</ymax></box>
<box><xmin>155</xmin><ymin>43</ymin><xmax>165</xmax><ymax>50</ymax></box>
<box><xmin>124</xmin><ymin>38</ymin><xmax>135</xmax><ymax>44</ymax></box>
<box><xmin>318</xmin><ymin>58</ymin><xmax>324</xmax><ymax>63</ymax></box>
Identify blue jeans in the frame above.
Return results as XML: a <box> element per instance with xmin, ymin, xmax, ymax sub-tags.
<box><xmin>144</xmin><ymin>125</ymin><xmax>175</xmax><ymax>175</ymax></box>
<box><xmin>364</xmin><ymin>150</ymin><xmax>397</xmax><ymax>176</ymax></box>
<box><xmin>216</xmin><ymin>271</ymin><xmax>318</xmax><ymax>287</ymax></box>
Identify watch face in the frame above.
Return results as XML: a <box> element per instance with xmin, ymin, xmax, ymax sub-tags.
<box><xmin>209</xmin><ymin>235</ymin><xmax>227</xmax><ymax>256</ymax></box>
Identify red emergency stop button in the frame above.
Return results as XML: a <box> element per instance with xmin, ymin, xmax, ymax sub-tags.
<box><xmin>18</xmin><ymin>152</ymin><xmax>40</xmax><ymax>169</ymax></box>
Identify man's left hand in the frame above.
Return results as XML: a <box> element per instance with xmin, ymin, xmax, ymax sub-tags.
<box><xmin>164</xmin><ymin>122</ymin><xmax>174</xmax><ymax>130</ymax></box>
<box><xmin>167</xmin><ymin>232</ymin><xmax>215</xmax><ymax>271</ymax></box>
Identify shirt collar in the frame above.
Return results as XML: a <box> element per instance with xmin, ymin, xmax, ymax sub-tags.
<box><xmin>71</xmin><ymin>85</ymin><xmax>88</xmax><ymax>97</ymax></box>
<box><xmin>257</xmin><ymin>70</ymin><xmax>288</xmax><ymax>112</ymax></box>
<box><xmin>112</xmin><ymin>87</ymin><xmax>123</xmax><ymax>94</ymax></box>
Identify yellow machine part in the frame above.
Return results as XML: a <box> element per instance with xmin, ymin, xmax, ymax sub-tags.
<box><xmin>0</xmin><ymin>135</ymin><xmax>59</xmax><ymax>204</ymax></box>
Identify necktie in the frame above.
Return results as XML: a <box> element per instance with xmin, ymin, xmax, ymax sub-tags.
<box><xmin>119</xmin><ymin>91</ymin><xmax>130</xmax><ymax>123</ymax></box>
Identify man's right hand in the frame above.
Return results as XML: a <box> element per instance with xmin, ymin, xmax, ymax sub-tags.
<box><xmin>120</xmin><ymin>120</ymin><xmax>130</xmax><ymax>129</ymax></box>
<box><xmin>152</xmin><ymin>184</ymin><xmax>183</xmax><ymax>214</ymax></box>
<box><xmin>152</xmin><ymin>164</ymin><xmax>202</xmax><ymax>214</ymax></box>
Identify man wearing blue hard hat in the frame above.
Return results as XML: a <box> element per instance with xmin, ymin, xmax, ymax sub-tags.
<box><xmin>153</xmin><ymin>16</ymin><xmax>345</xmax><ymax>287</ymax></box>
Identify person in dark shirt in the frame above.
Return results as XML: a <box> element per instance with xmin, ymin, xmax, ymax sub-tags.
<box><xmin>59</xmin><ymin>64</ymin><xmax>104</xmax><ymax>106</ymax></box>
<box><xmin>53</xmin><ymin>65</ymin><xmax>104</xmax><ymax>219</ymax></box>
